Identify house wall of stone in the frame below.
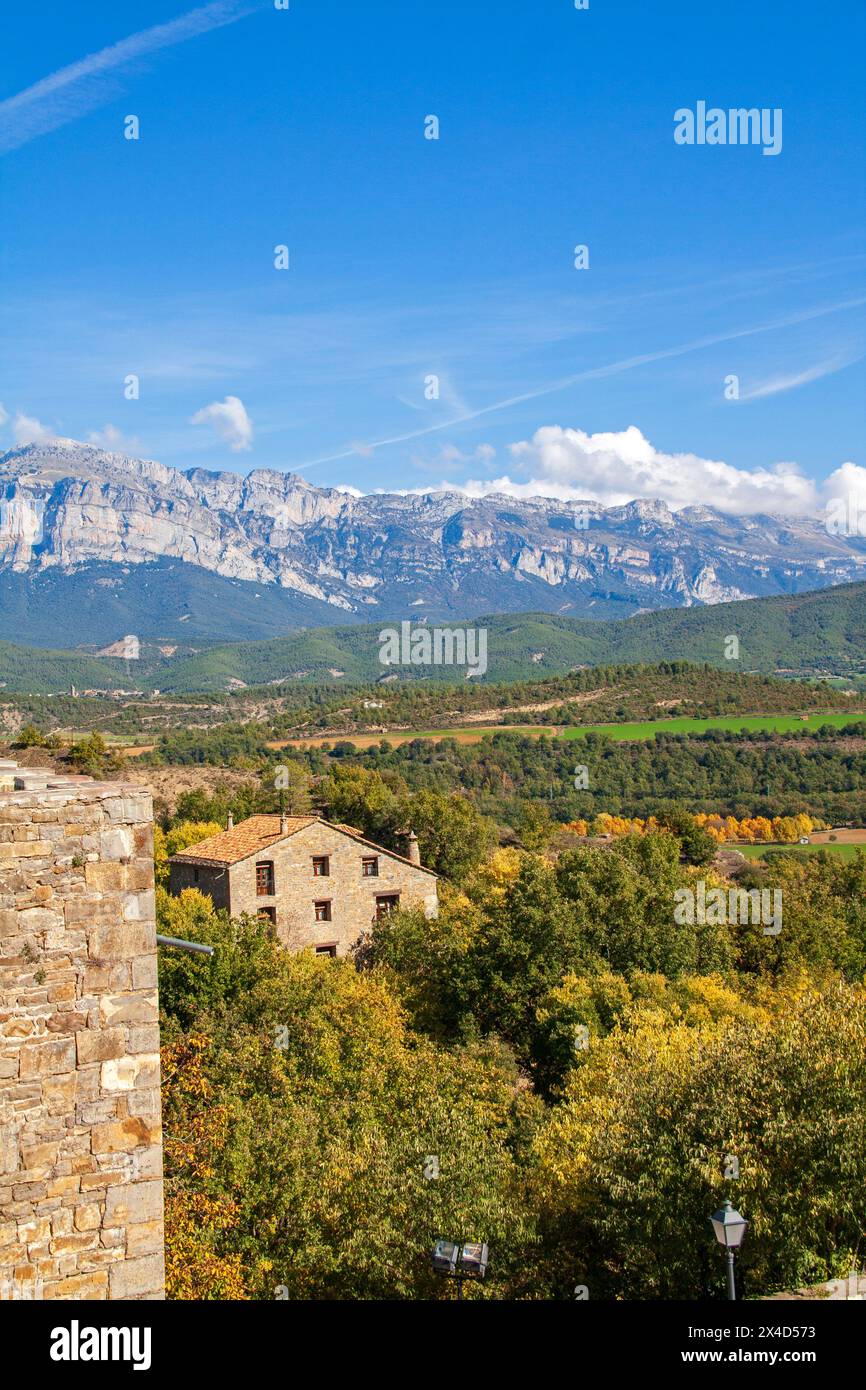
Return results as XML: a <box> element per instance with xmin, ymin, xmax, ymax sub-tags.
<box><xmin>0</xmin><ymin>773</ymin><xmax>164</xmax><ymax>1301</ymax></box>
<box><xmin>225</xmin><ymin>822</ymin><xmax>438</xmax><ymax>956</ymax></box>
<box><xmin>168</xmin><ymin>860</ymin><xmax>230</xmax><ymax>911</ymax></box>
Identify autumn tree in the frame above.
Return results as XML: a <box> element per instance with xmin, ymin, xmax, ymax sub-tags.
<box><xmin>530</xmin><ymin>979</ymin><xmax>866</xmax><ymax>1299</ymax></box>
<box><xmin>160</xmin><ymin>930</ymin><xmax>536</xmax><ymax>1299</ymax></box>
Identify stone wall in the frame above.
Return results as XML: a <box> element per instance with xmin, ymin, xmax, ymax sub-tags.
<box><xmin>0</xmin><ymin>766</ymin><xmax>164</xmax><ymax>1301</ymax></box>
<box><xmin>170</xmin><ymin>859</ymin><xmax>230</xmax><ymax>913</ymax></box>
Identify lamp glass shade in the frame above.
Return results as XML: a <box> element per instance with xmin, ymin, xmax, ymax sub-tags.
<box><xmin>710</xmin><ymin>1203</ymin><xmax>748</xmax><ymax>1249</ymax></box>
<box><xmin>431</xmin><ymin>1239</ymin><xmax>459</xmax><ymax>1275</ymax></box>
<box><xmin>459</xmin><ymin>1242</ymin><xmax>489</xmax><ymax>1278</ymax></box>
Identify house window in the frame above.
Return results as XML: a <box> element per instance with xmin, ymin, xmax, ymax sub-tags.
<box><xmin>312</xmin><ymin>856</ymin><xmax>330</xmax><ymax>877</ymax></box>
<box><xmin>375</xmin><ymin>894</ymin><xmax>400</xmax><ymax>919</ymax></box>
<box><xmin>256</xmin><ymin>861</ymin><xmax>275</xmax><ymax>896</ymax></box>
<box><xmin>362</xmin><ymin>856</ymin><xmax>379</xmax><ymax>877</ymax></box>
<box><xmin>315</xmin><ymin>944</ymin><xmax>337</xmax><ymax>958</ymax></box>
<box><xmin>193</xmin><ymin>868</ymin><xmax>199</xmax><ymax>884</ymax></box>
<box><xmin>257</xmin><ymin>905</ymin><xmax>276</xmax><ymax>925</ymax></box>
<box><xmin>314</xmin><ymin>900</ymin><xmax>332</xmax><ymax>922</ymax></box>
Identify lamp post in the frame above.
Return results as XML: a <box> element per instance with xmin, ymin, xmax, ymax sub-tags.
<box><xmin>431</xmin><ymin>1240</ymin><xmax>489</xmax><ymax>1300</ymax></box>
<box><xmin>710</xmin><ymin>1201</ymin><xmax>748</xmax><ymax>1301</ymax></box>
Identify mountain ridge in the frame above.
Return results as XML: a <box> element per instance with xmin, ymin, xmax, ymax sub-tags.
<box><xmin>1</xmin><ymin>441</ymin><xmax>864</xmax><ymax>647</ymax></box>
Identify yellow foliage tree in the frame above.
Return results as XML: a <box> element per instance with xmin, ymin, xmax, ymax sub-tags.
<box><xmin>162</xmin><ymin>1035</ymin><xmax>247</xmax><ymax>1300</ymax></box>
<box><xmin>154</xmin><ymin>821</ymin><xmax>223</xmax><ymax>887</ymax></box>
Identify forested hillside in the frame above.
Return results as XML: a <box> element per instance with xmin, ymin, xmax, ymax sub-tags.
<box><xmin>1</xmin><ymin>581</ymin><xmax>864</xmax><ymax>694</ymax></box>
<box><xmin>149</xmin><ymin>581</ymin><xmax>866</xmax><ymax>691</ymax></box>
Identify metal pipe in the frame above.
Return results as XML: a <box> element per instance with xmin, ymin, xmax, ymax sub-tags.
<box><xmin>156</xmin><ymin>934</ymin><xmax>214</xmax><ymax>956</ymax></box>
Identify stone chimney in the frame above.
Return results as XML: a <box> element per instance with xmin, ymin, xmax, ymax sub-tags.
<box><xmin>406</xmin><ymin>830</ymin><xmax>421</xmax><ymax>866</ymax></box>
<box><xmin>227</xmin><ymin>811</ymin><xmax>234</xmax><ymax>830</ymax></box>
<box><xmin>280</xmin><ymin>813</ymin><xmax>289</xmax><ymax>835</ymax></box>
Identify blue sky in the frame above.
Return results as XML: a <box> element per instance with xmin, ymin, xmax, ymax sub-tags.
<box><xmin>1</xmin><ymin>0</ymin><xmax>864</xmax><ymax>516</ymax></box>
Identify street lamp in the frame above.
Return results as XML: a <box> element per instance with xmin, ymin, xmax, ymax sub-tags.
<box><xmin>710</xmin><ymin>1201</ymin><xmax>748</xmax><ymax>1301</ymax></box>
<box><xmin>431</xmin><ymin>1239</ymin><xmax>489</xmax><ymax>1300</ymax></box>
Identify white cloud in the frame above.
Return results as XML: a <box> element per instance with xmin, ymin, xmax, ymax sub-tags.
<box><xmin>437</xmin><ymin>442</ymin><xmax>496</xmax><ymax>466</ymax></box>
<box><xmin>190</xmin><ymin>394</ymin><xmax>253</xmax><ymax>452</ymax></box>
<box><xmin>417</xmin><ymin>424</ymin><xmax>862</xmax><ymax>520</ymax></box>
<box><xmin>822</xmin><ymin>461</ymin><xmax>866</xmax><ymax>511</ymax></box>
<box><xmin>87</xmin><ymin>423</ymin><xmax>137</xmax><ymax>451</ymax></box>
<box><xmin>12</xmin><ymin>412</ymin><xmax>57</xmax><ymax>447</ymax></box>
<box><xmin>432</xmin><ymin>473</ymin><xmax>586</xmax><ymax>503</ymax></box>
<box><xmin>0</xmin><ymin>402</ymin><xmax>8</xmax><ymax>426</ymax></box>
<box><xmin>0</xmin><ymin>1</ymin><xmax>260</xmax><ymax>154</ymax></box>
<box><xmin>501</xmin><ymin>425</ymin><xmax>818</xmax><ymax>516</ymax></box>
<box><xmin>415</xmin><ymin>442</ymin><xmax>497</xmax><ymax>475</ymax></box>
<box><xmin>335</xmin><ymin>426</ymin><xmax>865</xmax><ymax>523</ymax></box>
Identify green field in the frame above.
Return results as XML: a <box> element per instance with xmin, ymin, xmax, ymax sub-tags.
<box><xmin>737</xmin><ymin>842</ymin><xmax>863</xmax><ymax>861</ymax></box>
<box><xmin>558</xmin><ymin>711</ymin><xmax>866</xmax><ymax>741</ymax></box>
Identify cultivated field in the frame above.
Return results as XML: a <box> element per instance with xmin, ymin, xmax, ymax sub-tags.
<box><xmin>155</xmin><ymin>708</ymin><xmax>866</xmax><ymax>753</ymax></box>
<box><xmin>560</xmin><ymin>711</ymin><xmax>866</xmax><ymax>741</ymax></box>
<box><xmin>270</xmin><ymin>724</ymin><xmax>552</xmax><ymax>749</ymax></box>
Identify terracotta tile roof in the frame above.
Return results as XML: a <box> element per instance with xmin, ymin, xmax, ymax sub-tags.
<box><xmin>170</xmin><ymin>815</ymin><xmax>317</xmax><ymax>866</ymax></box>
<box><xmin>321</xmin><ymin>821</ymin><xmax>437</xmax><ymax>875</ymax></box>
<box><xmin>169</xmin><ymin>814</ymin><xmax>437</xmax><ymax>876</ymax></box>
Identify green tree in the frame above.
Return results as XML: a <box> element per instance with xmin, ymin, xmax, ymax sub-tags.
<box><xmin>656</xmin><ymin>806</ymin><xmax>718</xmax><ymax>867</ymax></box>
<box><xmin>460</xmin><ymin>856</ymin><xmax>586</xmax><ymax>1069</ymax></box>
<box><xmin>554</xmin><ymin>834</ymin><xmax>733</xmax><ymax>979</ymax></box>
<box><xmin>322</xmin><ymin>768</ymin><xmax>494</xmax><ymax>882</ymax></box>
<box><xmin>68</xmin><ymin>731</ymin><xmax>118</xmax><ymax>775</ymax></box>
<box><xmin>13</xmin><ymin>723</ymin><xmax>45</xmax><ymax>747</ymax></box>
<box><xmin>517</xmin><ymin>801</ymin><xmax>554</xmax><ymax>852</ymax></box>
<box><xmin>398</xmin><ymin>787</ymin><xmax>496</xmax><ymax>882</ymax></box>
<box><xmin>270</xmin><ymin>760</ymin><xmax>312</xmax><ymax>814</ymax></box>
<box><xmin>322</xmin><ymin>765</ymin><xmax>404</xmax><ymax>843</ymax></box>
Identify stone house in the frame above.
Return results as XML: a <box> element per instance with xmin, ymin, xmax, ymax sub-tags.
<box><xmin>168</xmin><ymin>815</ymin><xmax>438</xmax><ymax>957</ymax></box>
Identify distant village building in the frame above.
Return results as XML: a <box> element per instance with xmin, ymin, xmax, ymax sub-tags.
<box><xmin>79</xmin><ymin>688</ymin><xmax>145</xmax><ymax>699</ymax></box>
<box><xmin>168</xmin><ymin>815</ymin><xmax>438</xmax><ymax>957</ymax></box>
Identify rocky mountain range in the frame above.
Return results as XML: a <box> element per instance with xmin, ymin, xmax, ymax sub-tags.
<box><xmin>1</xmin><ymin>439</ymin><xmax>864</xmax><ymax>647</ymax></box>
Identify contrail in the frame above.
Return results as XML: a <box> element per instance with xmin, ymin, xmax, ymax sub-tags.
<box><xmin>0</xmin><ymin>1</ymin><xmax>263</xmax><ymax>154</ymax></box>
<box><xmin>738</xmin><ymin>351</ymin><xmax>862</xmax><ymax>401</ymax></box>
<box><xmin>293</xmin><ymin>294</ymin><xmax>866</xmax><ymax>470</ymax></box>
